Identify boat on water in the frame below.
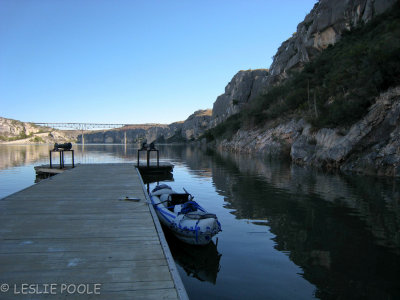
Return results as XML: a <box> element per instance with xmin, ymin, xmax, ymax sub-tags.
<box><xmin>150</xmin><ymin>184</ymin><xmax>221</xmax><ymax>245</ymax></box>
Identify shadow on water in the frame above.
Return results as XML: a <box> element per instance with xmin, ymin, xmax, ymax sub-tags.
<box><xmin>141</xmin><ymin>172</ymin><xmax>174</xmax><ymax>185</ymax></box>
<box><xmin>163</xmin><ymin>225</ymin><xmax>222</xmax><ymax>284</ymax></box>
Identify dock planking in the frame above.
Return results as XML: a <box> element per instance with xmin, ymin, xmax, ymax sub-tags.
<box><xmin>0</xmin><ymin>164</ymin><xmax>187</xmax><ymax>299</ymax></box>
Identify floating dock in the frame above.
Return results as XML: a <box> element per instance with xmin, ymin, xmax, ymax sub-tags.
<box><xmin>34</xmin><ymin>165</ymin><xmax>74</xmax><ymax>182</ymax></box>
<box><xmin>34</xmin><ymin>162</ymin><xmax>174</xmax><ymax>182</ymax></box>
<box><xmin>136</xmin><ymin>162</ymin><xmax>174</xmax><ymax>175</ymax></box>
<box><xmin>0</xmin><ymin>164</ymin><xmax>187</xmax><ymax>299</ymax></box>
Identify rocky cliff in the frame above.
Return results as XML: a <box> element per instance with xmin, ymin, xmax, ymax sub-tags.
<box><xmin>181</xmin><ymin>109</ymin><xmax>212</xmax><ymax>140</ymax></box>
<box><xmin>0</xmin><ymin>117</ymin><xmax>78</xmax><ymax>144</ymax></box>
<box><xmin>268</xmin><ymin>0</ymin><xmax>397</xmax><ymax>83</ymax></box>
<box><xmin>207</xmin><ymin>0</ymin><xmax>400</xmax><ymax>176</ymax></box>
<box><xmin>210</xmin><ymin>69</ymin><xmax>268</xmax><ymax>127</ymax></box>
<box><xmin>218</xmin><ymin>86</ymin><xmax>400</xmax><ymax>176</ymax></box>
<box><xmin>0</xmin><ymin>109</ymin><xmax>213</xmax><ymax>145</ymax></box>
<box><xmin>78</xmin><ymin>109</ymin><xmax>213</xmax><ymax>144</ymax></box>
<box><xmin>76</xmin><ymin>124</ymin><xmax>177</xmax><ymax>144</ymax></box>
<box><xmin>209</xmin><ymin>0</ymin><xmax>397</xmax><ymax>126</ymax></box>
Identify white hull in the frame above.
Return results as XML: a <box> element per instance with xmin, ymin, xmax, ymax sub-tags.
<box><xmin>150</xmin><ymin>185</ymin><xmax>221</xmax><ymax>245</ymax></box>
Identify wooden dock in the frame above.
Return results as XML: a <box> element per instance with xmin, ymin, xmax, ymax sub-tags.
<box><xmin>0</xmin><ymin>164</ymin><xmax>187</xmax><ymax>299</ymax></box>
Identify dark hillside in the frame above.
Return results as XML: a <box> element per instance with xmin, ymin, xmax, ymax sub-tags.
<box><xmin>204</xmin><ymin>3</ymin><xmax>400</xmax><ymax>141</ymax></box>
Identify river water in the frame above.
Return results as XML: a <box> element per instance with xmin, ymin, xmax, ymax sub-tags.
<box><xmin>1</xmin><ymin>144</ymin><xmax>399</xmax><ymax>299</ymax></box>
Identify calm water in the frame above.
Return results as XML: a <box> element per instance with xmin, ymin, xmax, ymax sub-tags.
<box><xmin>1</xmin><ymin>144</ymin><xmax>400</xmax><ymax>299</ymax></box>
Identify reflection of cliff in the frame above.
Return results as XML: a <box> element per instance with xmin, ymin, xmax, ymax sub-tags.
<box><xmin>0</xmin><ymin>145</ymin><xmax>51</xmax><ymax>170</ymax></box>
<box><xmin>213</xmin><ymin>151</ymin><xmax>400</xmax><ymax>251</ymax></box>
<box><xmin>208</xmin><ymin>150</ymin><xmax>400</xmax><ymax>299</ymax></box>
<box><xmin>74</xmin><ymin>144</ymin><xmax>213</xmax><ymax>174</ymax></box>
<box><xmin>156</xmin><ymin>145</ymin><xmax>213</xmax><ymax>177</ymax></box>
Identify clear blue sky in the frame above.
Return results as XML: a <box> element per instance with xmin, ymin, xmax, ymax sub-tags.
<box><xmin>0</xmin><ymin>0</ymin><xmax>317</xmax><ymax>124</ymax></box>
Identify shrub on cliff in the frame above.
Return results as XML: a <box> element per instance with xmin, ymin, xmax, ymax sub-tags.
<box><xmin>201</xmin><ymin>115</ymin><xmax>241</xmax><ymax>142</ymax></box>
<box><xmin>202</xmin><ymin>2</ymin><xmax>400</xmax><ymax>141</ymax></box>
<box><xmin>31</xmin><ymin>136</ymin><xmax>45</xmax><ymax>143</ymax></box>
<box><xmin>247</xmin><ymin>2</ymin><xmax>400</xmax><ymax>128</ymax></box>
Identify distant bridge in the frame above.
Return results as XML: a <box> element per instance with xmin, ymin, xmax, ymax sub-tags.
<box><xmin>33</xmin><ymin>122</ymin><xmax>129</xmax><ymax>131</ymax></box>
<box><xmin>33</xmin><ymin>122</ymin><xmax>134</xmax><ymax>144</ymax></box>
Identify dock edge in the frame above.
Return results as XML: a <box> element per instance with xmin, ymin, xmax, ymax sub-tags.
<box><xmin>135</xmin><ymin>168</ymin><xmax>189</xmax><ymax>300</ymax></box>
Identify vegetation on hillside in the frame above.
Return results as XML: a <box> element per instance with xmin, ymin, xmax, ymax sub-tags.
<box><xmin>0</xmin><ymin>131</ymin><xmax>33</xmax><ymax>142</ymax></box>
<box><xmin>30</xmin><ymin>136</ymin><xmax>45</xmax><ymax>143</ymax></box>
<box><xmin>203</xmin><ymin>3</ymin><xmax>400</xmax><ymax>141</ymax></box>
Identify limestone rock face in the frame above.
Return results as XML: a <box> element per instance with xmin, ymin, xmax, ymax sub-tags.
<box><xmin>211</xmin><ymin>70</ymin><xmax>268</xmax><ymax>127</ymax></box>
<box><xmin>219</xmin><ymin>119</ymin><xmax>305</xmax><ymax>157</ymax></box>
<box><xmin>219</xmin><ymin>87</ymin><xmax>400</xmax><ymax>177</ymax></box>
<box><xmin>209</xmin><ymin>0</ymin><xmax>397</xmax><ymax>127</ymax></box>
<box><xmin>0</xmin><ymin>117</ymin><xmax>42</xmax><ymax>137</ymax></box>
<box><xmin>210</xmin><ymin>0</ymin><xmax>399</xmax><ymax>176</ymax></box>
<box><xmin>76</xmin><ymin>110</ymin><xmax>213</xmax><ymax>144</ymax></box>
<box><xmin>0</xmin><ymin>117</ymin><xmax>78</xmax><ymax>144</ymax></box>
<box><xmin>267</xmin><ymin>0</ymin><xmax>397</xmax><ymax>83</ymax></box>
<box><xmin>181</xmin><ymin>109</ymin><xmax>212</xmax><ymax>140</ymax></box>
<box><xmin>291</xmin><ymin>87</ymin><xmax>400</xmax><ymax>175</ymax></box>
<box><xmin>76</xmin><ymin>124</ymin><xmax>182</xmax><ymax>144</ymax></box>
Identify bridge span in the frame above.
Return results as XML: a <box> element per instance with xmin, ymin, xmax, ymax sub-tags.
<box><xmin>33</xmin><ymin>122</ymin><xmax>133</xmax><ymax>145</ymax></box>
<box><xmin>33</xmin><ymin>122</ymin><xmax>129</xmax><ymax>130</ymax></box>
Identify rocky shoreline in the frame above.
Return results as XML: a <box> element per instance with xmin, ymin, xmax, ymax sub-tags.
<box><xmin>216</xmin><ymin>87</ymin><xmax>400</xmax><ymax>177</ymax></box>
<box><xmin>0</xmin><ymin>117</ymin><xmax>79</xmax><ymax>145</ymax></box>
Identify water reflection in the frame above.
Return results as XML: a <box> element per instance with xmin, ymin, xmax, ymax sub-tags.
<box><xmin>0</xmin><ymin>144</ymin><xmax>146</xmax><ymax>169</ymax></box>
<box><xmin>207</xmin><ymin>149</ymin><xmax>400</xmax><ymax>299</ymax></box>
<box><xmin>2</xmin><ymin>144</ymin><xmax>400</xmax><ymax>299</ymax></box>
<box><xmin>164</xmin><ymin>226</ymin><xmax>222</xmax><ymax>284</ymax></box>
<box><xmin>0</xmin><ymin>144</ymin><xmax>51</xmax><ymax>170</ymax></box>
<box><xmin>0</xmin><ymin>143</ymin><xmax>211</xmax><ymax>170</ymax></box>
